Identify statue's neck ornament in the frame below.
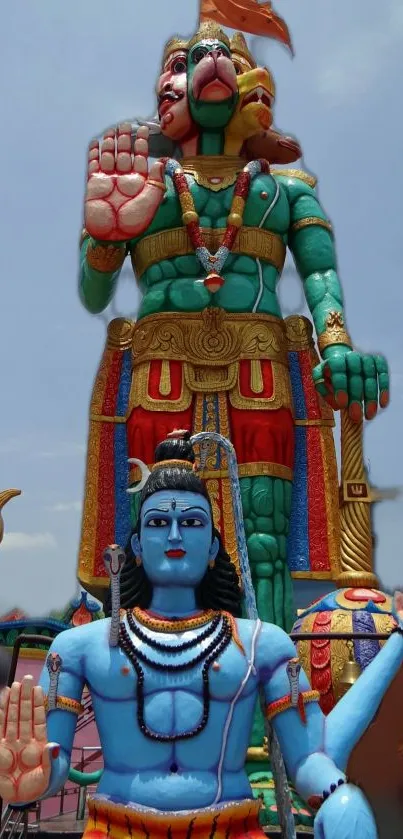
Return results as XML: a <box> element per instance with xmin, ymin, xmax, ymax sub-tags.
<box><xmin>164</xmin><ymin>156</ymin><xmax>271</xmax><ymax>293</ymax></box>
<box><xmin>118</xmin><ymin>611</ymin><xmax>233</xmax><ymax>741</ymax></box>
<box><xmin>132</xmin><ymin>607</ymin><xmax>217</xmax><ymax>633</ymax></box>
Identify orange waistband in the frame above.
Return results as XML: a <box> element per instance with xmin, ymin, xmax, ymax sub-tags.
<box><xmin>84</xmin><ymin>796</ymin><xmax>265</xmax><ymax>839</ymax></box>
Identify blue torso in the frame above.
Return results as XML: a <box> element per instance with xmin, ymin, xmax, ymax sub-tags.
<box><xmin>44</xmin><ymin>615</ymin><xmax>265</xmax><ymax>810</ymax></box>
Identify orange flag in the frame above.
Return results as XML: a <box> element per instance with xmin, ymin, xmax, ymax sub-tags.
<box><xmin>199</xmin><ymin>0</ymin><xmax>293</xmax><ymax>50</ymax></box>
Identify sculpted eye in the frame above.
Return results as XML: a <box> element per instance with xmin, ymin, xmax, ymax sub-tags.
<box><xmin>146</xmin><ymin>518</ymin><xmax>169</xmax><ymax>527</ymax></box>
<box><xmin>181</xmin><ymin>518</ymin><xmax>203</xmax><ymax>527</ymax></box>
<box><xmin>172</xmin><ymin>57</ymin><xmax>186</xmax><ymax>74</ymax></box>
<box><xmin>233</xmin><ymin>62</ymin><xmax>243</xmax><ymax>75</ymax></box>
<box><xmin>192</xmin><ymin>47</ymin><xmax>208</xmax><ymax>64</ymax></box>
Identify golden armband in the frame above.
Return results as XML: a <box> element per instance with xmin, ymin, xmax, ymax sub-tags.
<box><xmin>86</xmin><ymin>241</ymin><xmax>127</xmax><ymax>273</ymax></box>
<box><xmin>265</xmin><ymin>689</ymin><xmax>320</xmax><ymax>723</ymax></box>
<box><xmin>44</xmin><ymin>695</ymin><xmax>84</xmax><ymax>715</ymax></box>
<box><xmin>317</xmin><ymin>311</ymin><xmax>353</xmax><ymax>355</ymax></box>
<box><xmin>290</xmin><ymin>216</ymin><xmax>333</xmax><ymax>235</ymax></box>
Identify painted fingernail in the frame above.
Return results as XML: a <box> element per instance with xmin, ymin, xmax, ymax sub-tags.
<box><xmin>365</xmin><ymin>401</ymin><xmax>377</xmax><ymax>420</ymax></box>
<box><xmin>349</xmin><ymin>402</ymin><xmax>362</xmax><ymax>422</ymax></box>
<box><xmin>52</xmin><ymin>746</ymin><xmax>60</xmax><ymax>759</ymax></box>
<box><xmin>336</xmin><ymin>391</ymin><xmax>348</xmax><ymax>408</ymax></box>
<box><xmin>380</xmin><ymin>390</ymin><xmax>389</xmax><ymax>408</ymax></box>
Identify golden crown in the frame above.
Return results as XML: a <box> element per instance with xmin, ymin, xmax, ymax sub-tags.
<box><xmin>162</xmin><ymin>20</ymin><xmax>231</xmax><ymax>67</ymax></box>
<box><xmin>187</xmin><ymin>20</ymin><xmax>230</xmax><ymax>51</ymax></box>
<box><xmin>229</xmin><ymin>32</ymin><xmax>257</xmax><ymax>70</ymax></box>
<box><xmin>162</xmin><ymin>37</ymin><xmax>189</xmax><ymax>66</ymax></box>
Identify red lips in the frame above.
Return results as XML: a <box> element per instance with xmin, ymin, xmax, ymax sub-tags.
<box><xmin>165</xmin><ymin>549</ymin><xmax>186</xmax><ymax>558</ymax></box>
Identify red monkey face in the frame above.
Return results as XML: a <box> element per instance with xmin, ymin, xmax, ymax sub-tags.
<box><xmin>157</xmin><ymin>51</ymin><xmax>195</xmax><ymax>143</ymax></box>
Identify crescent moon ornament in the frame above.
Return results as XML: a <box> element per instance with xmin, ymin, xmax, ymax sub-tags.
<box><xmin>127</xmin><ymin>458</ymin><xmax>151</xmax><ymax>493</ymax></box>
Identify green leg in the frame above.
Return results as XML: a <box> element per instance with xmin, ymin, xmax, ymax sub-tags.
<box><xmin>240</xmin><ymin>475</ymin><xmax>295</xmax><ymax>748</ymax></box>
<box><xmin>240</xmin><ymin>475</ymin><xmax>295</xmax><ymax>631</ymax></box>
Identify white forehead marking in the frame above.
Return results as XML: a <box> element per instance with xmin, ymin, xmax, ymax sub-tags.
<box><xmin>143</xmin><ymin>495</ymin><xmax>206</xmax><ymax>512</ymax></box>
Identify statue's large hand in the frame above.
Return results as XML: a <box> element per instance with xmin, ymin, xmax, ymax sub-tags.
<box><xmin>0</xmin><ymin>676</ymin><xmax>59</xmax><ymax>804</ymax></box>
<box><xmin>314</xmin><ymin>783</ymin><xmax>377</xmax><ymax>839</ymax></box>
<box><xmin>313</xmin><ymin>348</ymin><xmax>389</xmax><ymax>422</ymax></box>
<box><xmin>84</xmin><ymin>124</ymin><xmax>166</xmax><ymax>242</ymax></box>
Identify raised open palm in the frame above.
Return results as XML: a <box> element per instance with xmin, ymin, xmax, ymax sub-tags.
<box><xmin>84</xmin><ymin>124</ymin><xmax>166</xmax><ymax>242</ymax></box>
<box><xmin>0</xmin><ymin>676</ymin><xmax>59</xmax><ymax>804</ymax></box>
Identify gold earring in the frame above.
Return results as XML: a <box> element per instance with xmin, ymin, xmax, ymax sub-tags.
<box><xmin>209</xmin><ymin>559</ymin><xmax>215</xmax><ymax>569</ymax></box>
<box><xmin>135</xmin><ymin>556</ymin><xmax>142</xmax><ymax>567</ymax></box>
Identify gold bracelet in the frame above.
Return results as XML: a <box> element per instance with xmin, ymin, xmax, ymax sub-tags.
<box><xmin>147</xmin><ymin>179</ymin><xmax>166</xmax><ymax>192</ymax></box>
<box><xmin>290</xmin><ymin>216</ymin><xmax>333</xmax><ymax>235</ymax></box>
<box><xmin>317</xmin><ymin>311</ymin><xmax>352</xmax><ymax>355</ymax></box>
<box><xmin>86</xmin><ymin>241</ymin><xmax>126</xmax><ymax>273</ymax></box>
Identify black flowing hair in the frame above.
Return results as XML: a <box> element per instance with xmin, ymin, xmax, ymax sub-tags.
<box><xmin>104</xmin><ymin>432</ymin><xmax>242</xmax><ymax>617</ymax></box>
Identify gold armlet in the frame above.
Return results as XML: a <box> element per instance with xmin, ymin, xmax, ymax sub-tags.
<box><xmin>265</xmin><ymin>689</ymin><xmax>320</xmax><ymax>722</ymax></box>
<box><xmin>86</xmin><ymin>241</ymin><xmax>127</xmax><ymax>273</ymax></box>
<box><xmin>317</xmin><ymin>311</ymin><xmax>352</xmax><ymax>355</ymax></box>
<box><xmin>290</xmin><ymin>217</ymin><xmax>333</xmax><ymax>235</ymax></box>
<box><xmin>80</xmin><ymin>228</ymin><xmax>90</xmax><ymax>248</ymax></box>
<box><xmin>44</xmin><ymin>695</ymin><xmax>84</xmax><ymax>715</ymax></box>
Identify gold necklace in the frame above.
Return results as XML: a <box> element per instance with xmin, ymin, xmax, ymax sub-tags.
<box><xmin>181</xmin><ymin>155</ymin><xmax>245</xmax><ymax>192</ymax></box>
<box><xmin>132</xmin><ymin>607</ymin><xmax>217</xmax><ymax>633</ymax></box>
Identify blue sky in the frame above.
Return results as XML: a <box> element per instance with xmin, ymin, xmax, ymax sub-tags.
<box><xmin>0</xmin><ymin>0</ymin><xmax>402</xmax><ymax>615</ymax></box>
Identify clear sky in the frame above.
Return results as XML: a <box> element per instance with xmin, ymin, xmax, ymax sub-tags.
<box><xmin>0</xmin><ymin>0</ymin><xmax>402</xmax><ymax>615</ymax></box>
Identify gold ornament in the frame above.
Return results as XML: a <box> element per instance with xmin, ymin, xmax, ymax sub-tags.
<box><xmin>272</xmin><ymin>168</ymin><xmax>317</xmax><ymax>189</ymax></box>
<box><xmin>229</xmin><ymin>32</ymin><xmax>257</xmax><ymax>71</ymax></box>
<box><xmin>180</xmin><ymin>156</ymin><xmax>245</xmax><ymax>191</ymax></box>
<box><xmin>162</xmin><ymin>37</ymin><xmax>189</xmax><ymax>66</ymax></box>
<box><xmin>0</xmin><ymin>489</ymin><xmax>21</xmax><ymax>545</ymax></box>
<box><xmin>337</xmin><ymin>411</ymin><xmax>379</xmax><ymax>588</ymax></box>
<box><xmin>131</xmin><ymin>225</ymin><xmax>286</xmax><ymax>277</ymax></box>
<box><xmin>132</xmin><ymin>607</ymin><xmax>217</xmax><ymax>633</ymax></box>
<box><xmin>86</xmin><ymin>241</ymin><xmax>126</xmax><ymax>273</ymax></box>
<box><xmin>317</xmin><ymin>311</ymin><xmax>353</xmax><ymax>354</ymax></box>
<box><xmin>290</xmin><ymin>217</ymin><xmax>333</xmax><ymax>235</ymax></box>
<box><xmin>187</xmin><ymin>20</ymin><xmax>230</xmax><ymax>51</ymax></box>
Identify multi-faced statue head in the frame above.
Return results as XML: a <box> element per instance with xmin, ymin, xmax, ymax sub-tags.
<box><xmin>156</xmin><ymin>22</ymin><xmax>281</xmax><ymax>157</ymax></box>
<box><xmin>157</xmin><ymin>21</ymin><xmax>240</xmax><ymax>143</ymax></box>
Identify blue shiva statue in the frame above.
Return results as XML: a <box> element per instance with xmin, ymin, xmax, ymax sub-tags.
<box><xmin>0</xmin><ymin>431</ymin><xmax>402</xmax><ymax>839</ymax></box>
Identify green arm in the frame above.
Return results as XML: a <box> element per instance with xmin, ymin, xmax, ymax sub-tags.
<box><xmin>278</xmin><ymin>174</ymin><xmax>348</xmax><ymax>342</ymax></box>
<box><xmin>79</xmin><ymin>237</ymin><xmax>126</xmax><ymax>314</ymax></box>
<box><xmin>277</xmin><ymin>173</ymin><xmax>389</xmax><ymax>417</ymax></box>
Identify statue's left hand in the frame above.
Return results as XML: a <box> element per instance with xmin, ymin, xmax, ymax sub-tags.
<box><xmin>314</xmin><ymin>783</ymin><xmax>377</xmax><ymax>839</ymax></box>
<box><xmin>312</xmin><ymin>347</ymin><xmax>389</xmax><ymax>421</ymax></box>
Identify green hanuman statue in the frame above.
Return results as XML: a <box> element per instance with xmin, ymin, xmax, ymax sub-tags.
<box><xmin>77</xmin><ymin>21</ymin><xmax>389</xmax><ymax>646</ymax></box>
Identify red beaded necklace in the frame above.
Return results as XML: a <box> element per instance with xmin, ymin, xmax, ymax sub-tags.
<box><xmin>163</xmin><ymin>158</ymin><xmax>270</xmax><ymax>293</ymax></box>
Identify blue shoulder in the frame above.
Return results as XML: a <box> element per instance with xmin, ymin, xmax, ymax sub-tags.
<box><xmin>48</xmin><ymin>618</ymin><xmax>111</xmax><ymax>663</ymax></box>
<box><xmin>255</xmin><ymin>621</ymin><xmax>297</xmax><ymax>678</ymax></box>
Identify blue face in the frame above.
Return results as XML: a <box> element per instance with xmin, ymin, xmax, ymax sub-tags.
<box><xmin>131</xmin><ymin>490</ymin><xmax>219</xmax><ymax>587</ymax></box>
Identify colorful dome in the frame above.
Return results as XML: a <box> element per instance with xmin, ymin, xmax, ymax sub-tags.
<box><xmin>292</xmin><ymin>588</ymin><xmax>396</xmax><ymax>714</ymax></box>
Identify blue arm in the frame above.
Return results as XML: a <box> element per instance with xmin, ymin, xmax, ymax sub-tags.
<box><xmin>256</xmin><ymin>622</ymin><xmax>403</xmax><ymax>837</ymax></box>
<box><xmin>37</xmin><ymin>628</ymin><xmax>86</xmax><ymax>798</ymax></box>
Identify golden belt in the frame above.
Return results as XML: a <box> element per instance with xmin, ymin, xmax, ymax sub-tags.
<box><xmin>131</xmin><ymin>225</ymin><xmax>286</xmax><ymax>278</ymax></box>
<box><xmin>129</xmin><ymin>308</ymin><xmax>289</xmax><ymax>372</ymax></box>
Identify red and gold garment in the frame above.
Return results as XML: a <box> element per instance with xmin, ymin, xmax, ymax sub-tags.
<box><xmin>84</xmin><ymin>797</ymin><xmax>267</xmax><ymax>839</ymax></box>
<box><xmin>78</xmin><ymin>310</ymin><xmax>339</xmax><ymax>594</ymax></box>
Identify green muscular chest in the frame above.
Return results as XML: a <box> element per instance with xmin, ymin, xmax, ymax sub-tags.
<box><xmin>132</xmin><ymin>174</ymin><xmax>291</xmax><ymax>319</ymax></box>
